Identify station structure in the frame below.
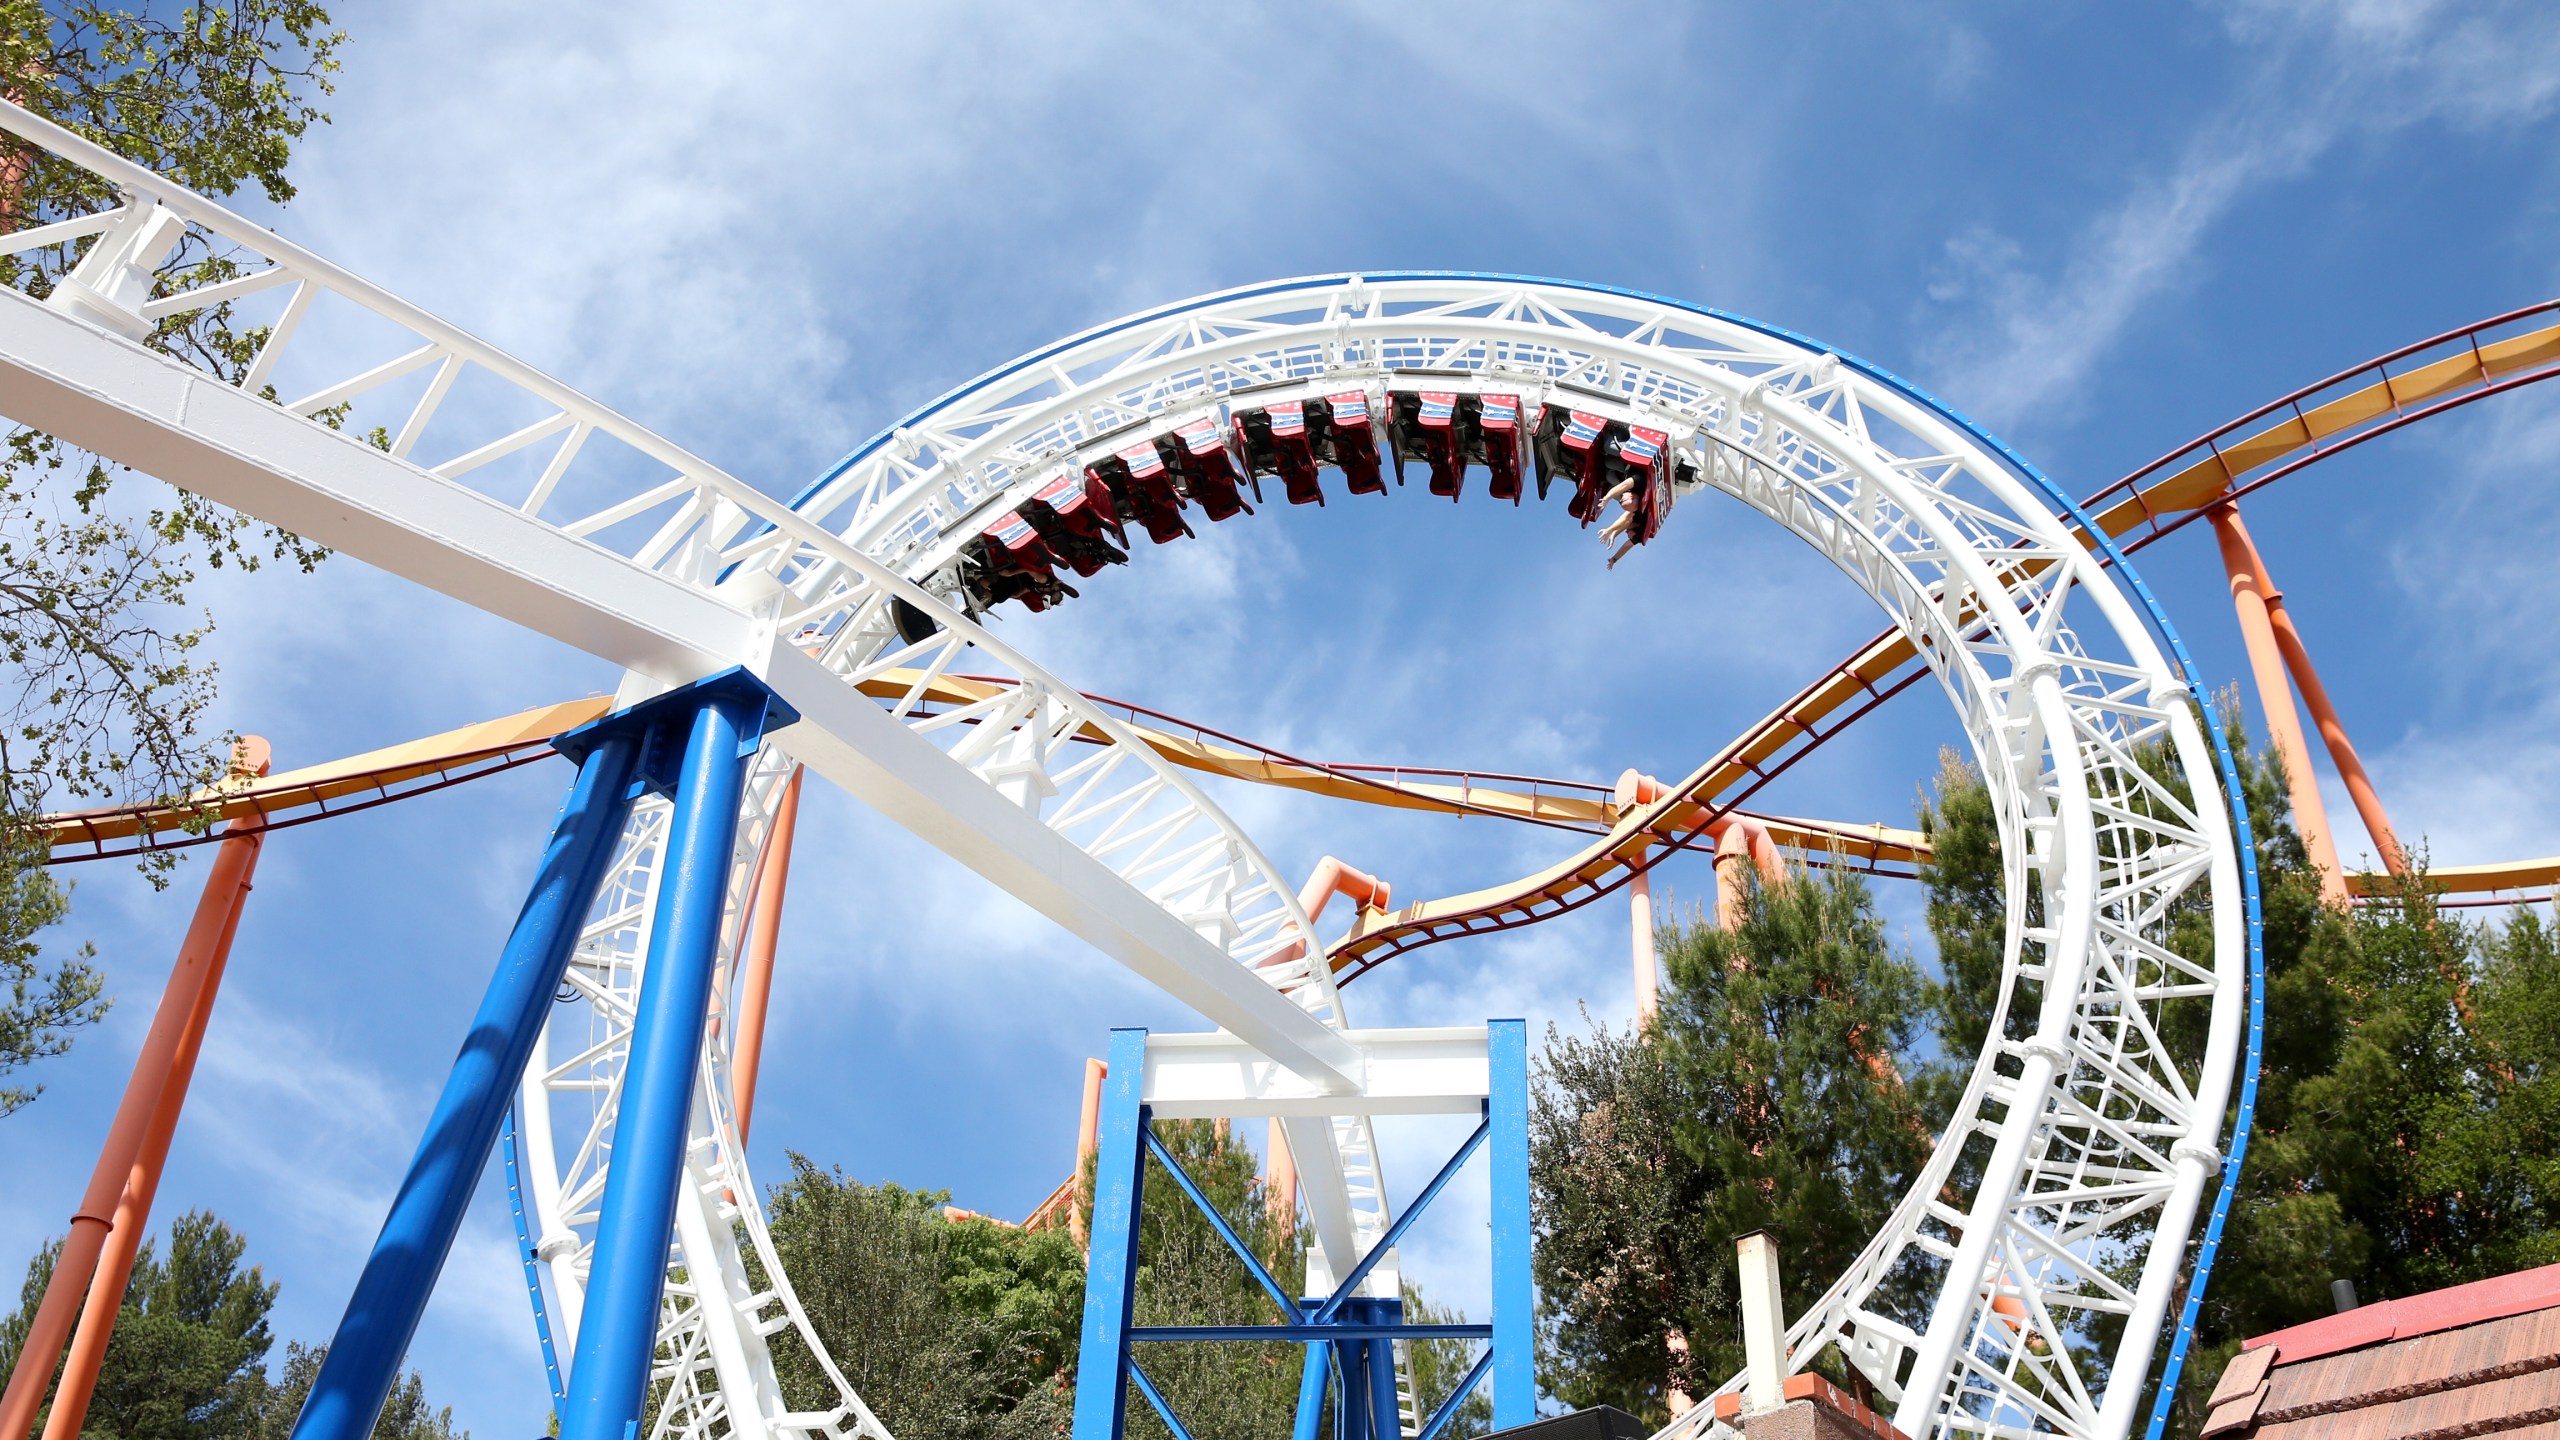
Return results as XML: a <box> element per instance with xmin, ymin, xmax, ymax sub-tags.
<box><xmin>0</xmin><ymin>95</ymin><xmax>2555</xmax><ymax>1440</ymax></box>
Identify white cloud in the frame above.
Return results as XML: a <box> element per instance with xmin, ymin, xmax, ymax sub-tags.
<box><xmin>1920</xmin><ymin>0</ymin><xmax>2560</xmax><ymax>432</ymax></box>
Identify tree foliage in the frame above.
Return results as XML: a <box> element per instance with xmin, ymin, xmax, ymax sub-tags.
<box><xmin>260</xmin><ymin>1342</ymin><xmax>465</xmax><ymax>1440</ymax></box>
<box><xmin>1531</xmin><ymin>868</ymin><xmax>1937</xmax><ymax>1424</ymax></box>
<box><xmin>0</xmin><ymin>1209</ymin><xmax>457</xmax><ymax>1439</ymax></box>
<box><xmin>760</xmin><ymin>1154</ymin><xmax>1076</xmax><ymax>1440</ymax></box>
<box><xmin>0</xmin><ymin>0</ymin><xmax>338</xmax><ymax>1114</ymax></box>
<box><xmin>1908</xmin><ymin>721</ymin><xmax>2560</xmax><ymax>1437</ymax></box>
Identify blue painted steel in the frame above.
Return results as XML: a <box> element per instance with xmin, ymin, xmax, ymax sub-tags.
<box><xmin>558</xmin><ymin>673</ymin><xmax>788</xmax><ymax>1440</ymax></box>
<box><xmin>1144</xmin><ymin>1127</ymin><xmax>1301</xmax><ymax>1319</ymax></box>
<box><xmin>1085</xmin><ymin>1019</ymin><xmax>1534</xmax><ymax>1439</ymax></box>
<box><xmin>1125</xmin><ymin>1358</ymin><xmax>1199</xmax><ymax>1440</ymax></box>
<box><xmin>1416</xmin><ymin>1349</ymin><xmax>1494</xmax><ymax>1440</ymax></box>
<box><xmin>1132</xmin><ymin>1324</ymin><xmax>1488</xmax><ymax>1342</ymax></box>
<box><xmin>1291</xmin><ymin>1328</ymin><xmax>1332</xmax><ymax>1440</ymax></box>
<box><xmin>1071</xmin><ymin>1027</ymin><xmax>1153</xmax><ymax>1440</ymax></box>
<box><xmin>1487</xmin><ymin>1018</ymin><xmax>1533</xmax><ymax>1430</ymax></box>
<box><xmin>292</xmin><ymin>724</ymin><xmax>642</xmax><ymax>1440</ymax></box>
<box><xmin>500</xmin><ymin>1105</ymin><xmax>568</xmax><ymax>1412</ymax></box>
<box><xmin>1310</xmin><ymin>1117</ymin><xmax>1487</xmax><ymax>1324</ymax></box>
<box><xmin>1358</xmin><ymin>1298</ymin><xmax>1403</xmax><ymax>1440</ymax></box>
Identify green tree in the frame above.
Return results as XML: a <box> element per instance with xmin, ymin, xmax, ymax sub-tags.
<box><xmin>1117</xmin><ymin>1119</ymin><xmax>1304</xmax><ymax>1440</ymax></box>
<box><xmin>0</xmin><ymin>0</ymin><xmax>338</xmax><ymax>1113</ymax></box>
<box><xmin>759</xmin><ymin>1155</ymin><xmax>1073</xmax><ymax>1440</ymax></box>
<box><xmin>259</xmin><ymin>1342</ymin><xmax>465</xmax><ymax>1440</ymax></box>
<box><xmin>2</xmin><ymin>1210</ymin><xmax>274</xmax><ymax>1439</ymax></box>
<box><xmin>1916</xmin><ymin>718</ymin><xmax>2560</xmax><ymax>1436</ymax></box>
<box><xmin>0</xmin><ymin>839</ymin><xmax>99</xmax><ymax>1114</ymax></box>
<box><xmin>1</xmin><ymin>1211</ymin><xmax>468</xmax><ymax>1440</ymax></box>
<box><xmin>1531</xmin><ymin>868</ymin><xmax>1936</xmax><ymax>1424</ymax></box>
<box><xmin>1401</xmin><ymin>1283</ymin><xmax>1493</xmax><ymax>1439</ymax></box>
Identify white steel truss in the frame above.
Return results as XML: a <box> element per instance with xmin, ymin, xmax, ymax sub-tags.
<box><xmin>0</xmin><ymin>98</ymin><xmax>2243</xmax><ymax>1440</ymax></box>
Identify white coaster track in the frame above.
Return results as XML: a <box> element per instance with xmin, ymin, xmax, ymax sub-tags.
<box><xmin>0</xmin><ymin>100</ymin><xmax>2244</xmax><ymax>1440</ymax></box>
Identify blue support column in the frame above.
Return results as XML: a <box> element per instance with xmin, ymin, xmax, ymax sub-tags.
<box><xmin>1487</xmin><ymin>1017</ymin><xmax>1533</xmax><ymax>1430</ymax></box>
<box><xmin>1290</xmin><ymin>1319</ymin><xmax>1331</xmax><ymax>1440</ymax></box>
<box><xmin>292</xmin><ymin>719</ymin><xmax>644</xmax><ymax>1440</ymax></box>
<box><xmin>560</xmin><ymin>671</ymin><xmax>794</xmax><ymax>1440</ymax></box>
<box><xmin>1072</xmin><ymin>1027</ymin><xmax>1153</xmax><ymax>1440</ymax></box>
<box><xmin>1358</xmin><ymin>1297</ymin><xmax>1404</xmax><ymax>1440</ymax></box>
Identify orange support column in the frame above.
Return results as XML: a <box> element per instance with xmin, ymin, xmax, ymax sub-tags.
<box><xmin>44</xmin><ymin>813</ymin><xmax>262</xmax><ymax>1439</ymax></box>
<box><xmin>0</xmin><ymin>740</ymin><xmax>269</xmax><ymax>1440</ymax></box>
<box><xmin>1711</xmin><ymin>818</ymin><xmax>1780</xmax><ymax>934</ymax></box>
<box><xmin>1073</xmin><ymin>1057</ymin><xmax>1107</xmax><ymax>1246</ymax></box>
<box><xmin>2210</xmin><ymin>505</ymin><xmax>2349</xmax><ymax>904</ymax></box>
<box><xmin>1265</xmin><ymin>1120</ymin><xmax>1297</xmax><ymax>1237</ymax></box>
<box><xmin>730</xmin><ymin>766</ymin><xmax>804</xmax><ymax>1142</ymax></box>
<box><xmin>2249</xmin><ymin>561</ymin><xmax>2410</xmax><ymax>876</ymax></box>
<box><xmin>1616</xmin><ymin>772</ymin><xmax>1668</xmax><ymax>1025</ymax></box>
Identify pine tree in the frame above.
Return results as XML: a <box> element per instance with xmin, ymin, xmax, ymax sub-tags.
<box><xmin>1</xmin><ymin>1210</ymin><xmax>274</xmax><ymax>1439</ymax></box>
<box><xmin>1530</xmin><ymin>868</ymin><xmax>1936</xmax><ymax>1423</ymax></box>
<box><xmin>260</xmin><ymin>1343</ymin><xmax>465</xmax><ymax>1440</ymax></box>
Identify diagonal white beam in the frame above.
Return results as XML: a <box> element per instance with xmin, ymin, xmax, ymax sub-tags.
<box><xmin>759</xmin><ymin>645</ymin><xmax>1363</xmax><ymax>1092</ymax></box>
<box><xmin>0</xmin><ymin>284</ymin><xmax>1366</xmax><ymax>1096</ymax></box>
<box><xmin>0</xmin><ymin>286</ymin><xmax>757</xmax><ymax>683</ymax></box>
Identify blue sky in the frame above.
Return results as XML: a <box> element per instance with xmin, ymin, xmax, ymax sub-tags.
<box><xmin>9</xmin><ymin>3</ymin><xmax>2560</xmax><ymax>1433</ymax></box>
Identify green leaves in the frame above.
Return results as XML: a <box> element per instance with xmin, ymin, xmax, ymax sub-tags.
<box><xmin>1530</xmin><ymin>867</ymin><xmax>1935</xmax><ymax>1423</ymax></box>
<box><xmin>0</xmin><ymin>0</ymin><xmax>339</xmax><ymax>1117</ymax></box>
<box><xmin>0</xmin><ymin>1210</ymin><xmax>460</xmax><ymax>1440</ymax></box>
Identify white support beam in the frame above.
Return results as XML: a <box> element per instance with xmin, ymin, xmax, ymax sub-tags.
<box><xmin>0</xmin><ymin>286</ymin><xmax>1369</xmax><ymax>1099</ymax></box>
<box><xmin>1280</xmin><ymin>1113</ymin><xmax>1363</xmax><ymax>1282</ymax></box>
<box><xmin>0</xmin><ymin>287</ymin><xmax>758</xmax><ymax>685</ymax></box>
<box><xmin>758</xmin><ymin>645</ymin><xmax>1366</xmax><ymax>1095</ymax></box>
<box><xmin>1142</xmin><ymin>1027</ymin><xmax>1488</xmax><ymax>1118</ymax></box>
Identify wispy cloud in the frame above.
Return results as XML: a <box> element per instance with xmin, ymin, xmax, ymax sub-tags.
<box><xmin>1920</xmin><ymin>0</ymin><xmax>2560</xmax><ymax>433</ymax></box>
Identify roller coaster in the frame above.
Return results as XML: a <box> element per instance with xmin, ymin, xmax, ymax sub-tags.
<box><xmin>1</xmin><ymin>93</ymin><xmax>2554</xmax><ymax>1440</ymax></box>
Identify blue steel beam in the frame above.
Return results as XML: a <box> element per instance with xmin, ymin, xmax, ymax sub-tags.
<box><xmin>558</xmin><ymin>670</ymin><xmax>795</xmax><ymax>1440</ymax></box>
<box><xmin>1072</xmin><ymin>1027</ymin><xmax>1153</xmax><ymax>1440</ymax></box>
<box><xmin>1415</xmin><ymin>1349</ymin><xmax>1494</xmax><ymax>1440</ymax></box>
<box><xmin>1143</xmin><ymin>1127</ymin><xmax>1302</xmax><ymax>1321</ymax></box>
<box><xmin>1309</xmin><ymin>1118</ymin><xmax>1487</xmax><ymax>1325</ymax></box>
<box><xmin>1131</xmin><ymin>1325</ymin><xmax>1489</xmax><ymax>1342</ymax></box>
<box><xmin>1487</xmin><ymin>1018</ymin><xmax>1532</xmax><ymax>1430</ymax></box>
<box><xmin>1291</xmin><ymin>1331</ymin><xmax>1332</xmax><ymax>1440</ymax></box>
<box><xmin>1126</xmin><ymin>1359</ymin><xmax>1200</xmax><ymax>1440</ymax></box>
<box><xmin>292</xmin><ymin>719</ymin><xmax>643</xmax><ymax>1440</ymax></box>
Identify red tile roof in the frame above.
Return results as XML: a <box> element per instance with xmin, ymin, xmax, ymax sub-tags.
<box><xmin>2204</xmin><ymin>1264</ymin><xmax>2560</xmax><ymax>1440</ymax></box>
<box><xmin>2247</xmin><ymin>1263</ymin><xmax>2560</xmax><ymax>1364</ymax></box>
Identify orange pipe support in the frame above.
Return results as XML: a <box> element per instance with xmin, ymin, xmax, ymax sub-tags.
<box><xmin>2211</xmin><ymin>505</ymin><xmax>2349</xmax><ymax>904</ymax></box>
<box><xmin>1617</xmin><ymin>772</ymin><xmax>1668</xmax><ymax>1025</ymax></box>
<box><xmin>1711</xmin><ymin>818</ymin><xmax>1780</xmax><ymax>933</ymax></box>
<box><xmin>43</xmin><ymin>816</ymin><xmax>261</xmax><ymax>1439</ymax></box>
<box><xmin>1296</xmin><ymin>856</ymin><xmax>1392</xmax><ymax>926</ymax></box>
<box><xmin>730</xmin><ymin>766</ymin><xmax>804</xmax><ymax>1142</ymax></box>
<box><xmin>1263</xmin><ymin>856</ymin><xmax>1393</xmax><ymax>974</ymax></box>
<box><xmin>0</xmin><ymin>740</ymin><xmax>268</xmax><ymax>1440</ymax></box>
<box><xmin>2259</xmin><ymin>578</ymin><xmax>2410</xmax><ymax>878</ymax></box>
<box><xmin>1072</xmin><ymin>1057</ymin><xmax>1106</xmax><ymax>1246</ymax></box>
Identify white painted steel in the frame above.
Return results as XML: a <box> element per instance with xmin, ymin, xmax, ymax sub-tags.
<box><xmin>0</xmin><ymin>100</ymin><xmax>1369</xmax><ymax>1439</ymax></box>
<box><xmin>0</xmin><ymin>97</ymin><xmax>2243</xmax><ymax>1440</ymax></box>
<box><xmin>1142</xmin><ymin>1028</ymin><xmax>1492</xmax><ymax>1118</ymax></box>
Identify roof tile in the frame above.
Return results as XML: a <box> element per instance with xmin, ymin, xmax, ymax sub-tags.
<box><xmin>2208</xmin><ymin>1345</ymin><xmax>2277</xmax><ymax>1409</ymax></box>
<box><xmin>2246</xmin><ymin>1262</ymin><xmax>2560</xmax><ymax>1365</ymax></box>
